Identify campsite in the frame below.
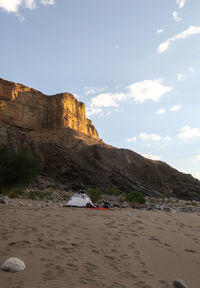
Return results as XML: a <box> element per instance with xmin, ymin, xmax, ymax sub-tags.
<box><xmin>1</xmin><ymin>0</ymin><xmax>200</xmax><ymax>287</ymax></box>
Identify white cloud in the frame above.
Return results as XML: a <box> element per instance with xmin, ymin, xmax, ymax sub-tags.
<box><xmin>170</xmin><ymin>105</ymin><xmax>180</xmax><ymax>111</ymax></box>
<box><xmin>176</xmin><ymin>0</ymin><xmax>186</xmax><ymax>9</ymax></box>
<box><xmin>0</xmin><ymin>0</ymin><xmax>55</xmax><ymax>18</ymax></box>
<box><xmin>173</xmin><ymin>11</ymin><xmax>182</xmax><ymax>22</ymax></box>
<box><xmin>86</xmin><ymin>107</ymin><xmax>103</xmax><ymax>117</ymax></box>
<box><xmin>157</xmin><ymin>26</ymin><xmax>200</xmax><ymax>53</ymax></box>
<box><xmin>142</xmin><ymin>153</ymin><xmax>161</xmax><ymax>161</ymax></box>
<box><xmin>0</xmin><ymin>0</ymin><xmax>37</xmax><ymax>11</ymax></box>
<box><xmin>127</xmin><ymin>79</ymin><xmax>173</xmax><ymax>103</ymax></box>
<box><xmin>156</xmin><ymin>28</ymin><xmax>163</xmax><ymax>34</ymax></box>
<box><xmin>126</xmin><ymin>136</ymin><xmax>137</xmax><ymax>143</ymax></box>
<box><xmin>90</xmin><ymin>92</ymin><xmax>126</xmax><ymax>108</ymax></box>
<box><xmin>178</xmin><ymin>125</ymin><xmax>200</xmax><ymax>139</ymax></box>
<box><xmin>158</xmin><ymin>42</ymin><xmax>170</xmax><ymax>53</ymax></box>
<box><xmin>24</xmin><ymin>0</ymin><xmax>36</xmax><ymax>9</ymax></box>
<box><xmin>113</xmin><ymin>44</ymin><xmax>119</xmax><ymax>49</ymax></box>
<box><xmin>177</xmin><ymin>73</ymin><xmax>184</xmax><ymax>82</ymax></box>
<box><xmin>40</xmin><ymin>0</ymin><xmax>54</xmax><ymax>5</ymax></box>
<box><xmin>0</xmin><ymin>0</ymin><xmax>23</xmax><ymax>12</ymax></box>
<box><xmin>89</xmin><ymin>80</ymin><xmax>172</xmax><ymax>108</ymax></box>
<box><xmin>139</xmin><ymin>133</ymin><xmax>162</xmax><ymax>141</ymax></box>
<box><xmin>88</xmin><ymin>80</ymin><xmax>173</xmax><ymax>111</ymax></box>
<box><xmin>126</xmin><ymin>134</ymin><xmax>171</xmax><ymax>143</ymax></box>
<box><xmin>156</xmin><ymin>108</ymin><xmax>166</xmax><ymax>115</ymax></box>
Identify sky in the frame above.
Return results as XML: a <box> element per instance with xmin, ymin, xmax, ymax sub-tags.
<box><xmin>0</xmin><ymin>0</ymin><xmax>200</xmax><ymax>180</ymax></box>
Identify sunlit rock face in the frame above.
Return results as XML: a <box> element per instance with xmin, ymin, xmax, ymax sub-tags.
<box><xmin>0</xmin><ymin>78</ymin><xmax>98</xmax><ymax>139</ymax></box>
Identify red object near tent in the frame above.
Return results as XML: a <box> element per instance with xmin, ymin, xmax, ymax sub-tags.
<box><xmin>86</xmin><ymin>207</ymin><xmax>111</xmax><ymax>210</ymax></box>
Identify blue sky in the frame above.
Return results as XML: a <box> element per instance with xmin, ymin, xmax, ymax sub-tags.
<box><xmin>0</xmin><ymin>0</ymin><xmax>200</xmax><ymax>179</ymax></box>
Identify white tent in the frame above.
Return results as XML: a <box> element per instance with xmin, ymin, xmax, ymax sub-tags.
<box><xmin>66</xmin><ymin>193</ymin><xmax>94</xmax><ymax>207</ymax></box>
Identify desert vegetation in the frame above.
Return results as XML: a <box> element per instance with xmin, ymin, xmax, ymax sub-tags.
<box><xmin>0</xmin><ymin>145</ymin><xmax>39</xmax><ymax>195</ymax></box>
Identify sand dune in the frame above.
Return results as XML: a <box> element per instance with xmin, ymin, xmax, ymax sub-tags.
<box><xmin>0</xmin><ymin>202</ymin><xmax>200</xmax><ymax>288</ymax></box>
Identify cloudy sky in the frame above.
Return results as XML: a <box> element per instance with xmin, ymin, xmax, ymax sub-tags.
<box><xmin>0</xmin><ymin>0</ymin><xmax>200</xmax><ymax>179</ymax></box>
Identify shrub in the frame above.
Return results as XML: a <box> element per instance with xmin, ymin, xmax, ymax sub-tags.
<box><xmin>125</xmin><ymin>190</ymin><xmax>145</xmax><ymax>204</ymax></box>
<box><xmin>87</xmin><ymin>187</ymin><xmax>103</xmax><ymax>202</ymax></box>
<box><xmin>0</xmin><ymin>145</ymin><xmax>39</xmax><ymax>191</ymax></box>
<box><xmin>104</xmin><ymin>189</ymin><xmax>121</xmax><ymax>196</ymax></box>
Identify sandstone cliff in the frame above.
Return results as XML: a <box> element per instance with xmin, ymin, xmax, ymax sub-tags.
<box><xmin>0</xmin><ymin>79</ymin><xmax>200</xmax><ymax>200</ymax></box>
<box><xmin>0</xmin><ymin>78</ymin><xmax>98</xmax><ymax>139</ymax></box>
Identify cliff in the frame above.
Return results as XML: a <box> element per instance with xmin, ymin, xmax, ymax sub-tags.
<box><xmin>0</xmin><ymin>78</ymin><xmax>98</xmax><ymax>139</ymax></box>
<box><xmin>0</xmin><ymin>79</ymin><xmax>200</xmax><ymax>200</ymax></box>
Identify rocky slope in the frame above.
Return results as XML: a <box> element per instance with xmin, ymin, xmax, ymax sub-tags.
<box><xmin>0</xmin><ymin>78</ymin><xmax>200</xmax><ymax>200</ymax></box>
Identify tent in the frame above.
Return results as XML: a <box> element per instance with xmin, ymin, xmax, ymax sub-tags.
<box><xmin>66</xmin><ymin>193</ymin><xmax>94</xmax><ymax>207</ymax></box>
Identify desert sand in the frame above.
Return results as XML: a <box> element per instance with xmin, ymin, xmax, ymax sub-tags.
<box><xmin>0</xmin><ymin>201</ymin><xmax>200</xmax><ymax>288</ymax></box>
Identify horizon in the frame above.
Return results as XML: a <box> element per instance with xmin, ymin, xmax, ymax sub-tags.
<box><xmin>0</xmin><ymin>0</ymin><xmax>200</xmax><ymax>180</ymax></box>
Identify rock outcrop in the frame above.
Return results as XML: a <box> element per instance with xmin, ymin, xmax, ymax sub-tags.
<box><xmin>0</xmin><ymin>78</ymin><xmax>200</xmax><ymax>200</ymax></box>
<box><xmin>0</xmin><ymin>78</ymin><xmax>98</xmax><ymax>139</ymax></box>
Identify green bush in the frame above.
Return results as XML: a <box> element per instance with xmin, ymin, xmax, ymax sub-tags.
<box><xmin>125</xmin><ymin>190</ymin><xmax>145</xmax><ymax>204</ymax></box>
<box><xmin>104</xmin><ymin>189</ymin><xmax>121</xmax><ymax>196</ymax></box>
<box><xmin>87</xmin><ymin>187</ymin><xmax>103</xmax><ymax>202</ymax></box>
<box><xmin>0</xmin><ymin>145</ymin><xmax>39</xmax><ymax>191</ymax></box>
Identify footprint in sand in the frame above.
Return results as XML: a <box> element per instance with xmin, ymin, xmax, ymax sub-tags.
<box><xmin>135</xmin><ymin>280</ymin><xmax>152</xmax><ymax>288</ymax></box>
<box><xmin>159</xmin><ymin>279</ymin><xmax>171</xmax><ymax>288</ymax></box>
<box><xmin>43</xmin><ymin>264</ymin><xmax>65</xmax><ymax>280</ymax></box>
<box><xmin>79</xmin><ymin>277</ymin><xmax>98</xmax><ymax>285</ymax></box>
<box><xmin>156</xmin><ymin>226</ymin><xmax>164</xmax><ymax>230</ymax></box>
<box><xmin>92</xmin><ymin>249</ymin><xmax>100</xmax><ymax>254</ymax></box>
<box><xmin>84</xmin><ymin>262</ymin><xmax>98</xmax><ymax>272</ymax></box>
<box><xmin>40</xmin><ymin>257</ymin><xmax>48</xmax><ymax>262</ymax></box>
<box><xmin>9</xmin><ymin>240</ymin><xmax>31</xmax><ymax>248</ymax></box>
<box><xmin>109</xmin><ymin>281</ymin><xmax>128</xmax><ymax>288</ymax></box>
<box><xmin>142</xmin><ymin>270</ymin><xmax>154</xmax><ymax>277</ymax></box>
<box><xmin>184</xmin><ymin>249</ymin><xmax>196</xmax><ymax>253</ymax></box>
<box><xmin>140</xmin><ymin>261</ymin><xmax>146</xmax><ymax>267</ymax></box>
<box><xmin>120</xmin><ymin>254</ymin><xmax>130</xmax><ymax>259</ymax></box>
<box><xmin>119</xmin><ymin>271</ymin><xmax>138</xmax><ymax>280</ymax></box>
<box><xmin>64</xmin><ymin>263</ymin><xmax>76</xmax><ymax>272</ymax></box>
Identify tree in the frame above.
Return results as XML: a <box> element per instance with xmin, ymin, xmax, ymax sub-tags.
<box><xmin>0</xmin><ymin>145</ymin><xmax>39</xmax><ymax>191</ymax></box>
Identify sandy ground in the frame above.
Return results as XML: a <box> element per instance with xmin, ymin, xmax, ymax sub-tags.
<box><xmin>0</xmin><ymin>202</ymin><xmax>200</xmax><ymax>288</ymax></box>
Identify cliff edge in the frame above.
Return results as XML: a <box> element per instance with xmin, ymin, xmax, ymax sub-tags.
<box><xmin>0</xmin><ymin>78</ymin><xmax>98</xmax><ymax>139</ymax></box>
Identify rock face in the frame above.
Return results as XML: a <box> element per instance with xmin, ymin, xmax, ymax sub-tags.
<box><xmin>0</xmin><ymin>79</ymin><xmax>200</xmax><ymax>200</ymax></box>
<box><xmin>1</xmin><ymin>258</ymin><xmax>25</xmax><ymax>273</ymax></box>
<box><xmin>0</xmin><ymin>78</ymin><xmax>98</xmax><ymax>139</ymax></box>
